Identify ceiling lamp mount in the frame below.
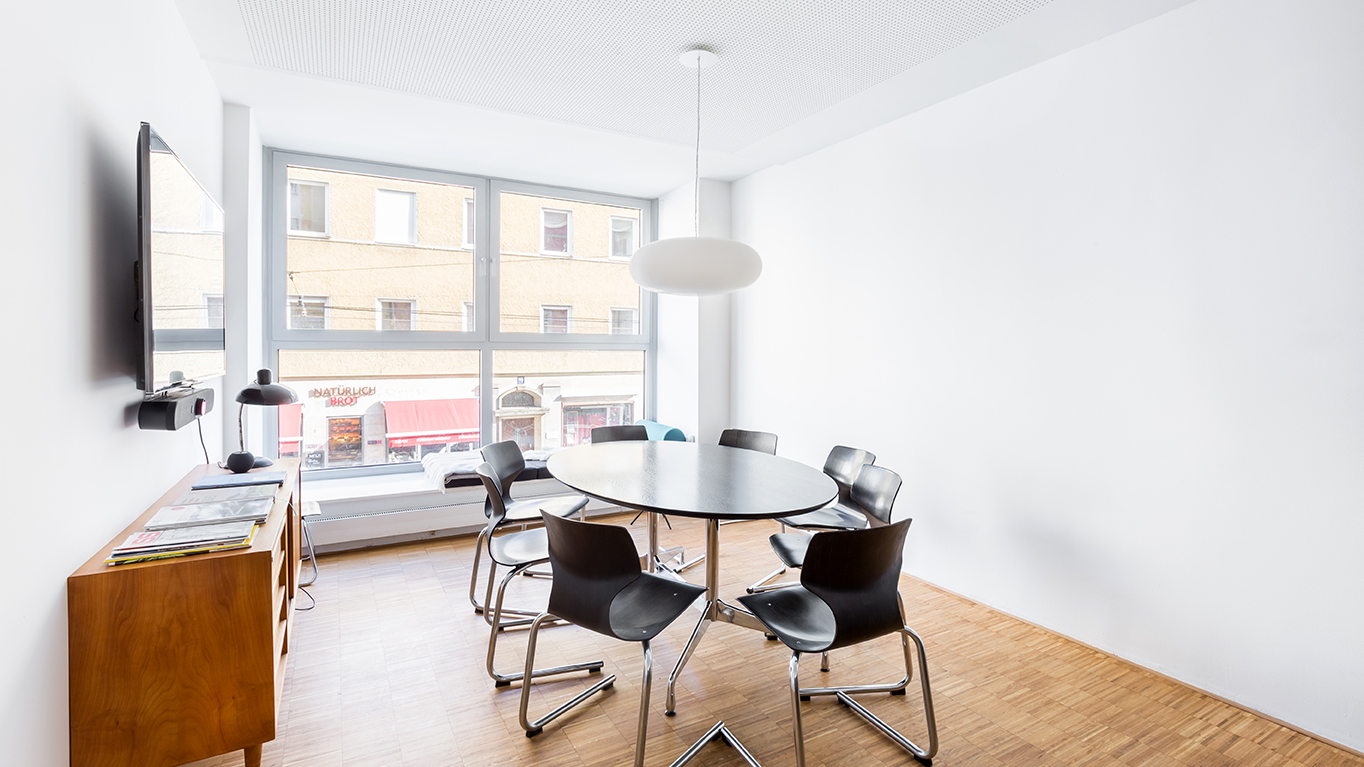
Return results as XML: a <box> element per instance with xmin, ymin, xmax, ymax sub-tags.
<box><xmin>630</xmin><ymin>49</ymin><xmax>762</xmax><ymax>297</ymax></box>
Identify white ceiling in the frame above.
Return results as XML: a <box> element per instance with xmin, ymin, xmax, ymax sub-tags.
<box><xmin>176</xmin><ymin>0</ymin><xmax>1196</xmax><ymax>197</ymax></box>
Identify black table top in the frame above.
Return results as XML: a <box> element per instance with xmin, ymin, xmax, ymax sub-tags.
<box><xmin>547</xmin><ymin>441</ymin><xmax>837</xmax><ymax>520</ymax></box>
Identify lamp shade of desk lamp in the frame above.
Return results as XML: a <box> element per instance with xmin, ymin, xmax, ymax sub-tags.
<box><xmin>226</xmin><ymin>368</ymin><xmax>298</xmax><ymax>473</ymax></box>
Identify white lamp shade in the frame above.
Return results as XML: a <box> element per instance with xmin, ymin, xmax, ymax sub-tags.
<box><xmin>629</xmin><ymin>236</ymin><xmax>762</xmax><ymax>296</ymax></box>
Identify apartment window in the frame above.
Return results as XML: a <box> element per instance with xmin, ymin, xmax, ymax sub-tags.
<box><xmin>610</xmin><ymin>217</ymin><xmax>637</xmax><ymax>259</ymax></box>
<box><xmin>610</xmin><ymin>307</ymin><xmax>638</xmax><ymax>335</ymax></box>
<box><xmin>375</xmin><ymin>189</ymin><xmax>417</xmax><ymax>244</ymax></box>
<box><xmin>541</xmin><ymin>208</ymin><xmax>571</xmax><ymax>254</ymax></box>
<box><xmin>289</xmin><ymin>181</ymin><xmax>328</xmax><ymax>235</ymax></box>
<box><xmin>203</xmin><ymin>294</ymin><xmax>224</xmax><ymax>329</ymax></box>
<box><xmin>288</xmin><ymin>295</ymin><xmax>328</xmax><ymax>329</ymax></box>
<box><xmin>463</xmin><ymin>198</ymin><xmax>475</xmax><ymax>248</ymax></box>
<box><xmin>268</xmin><ymin>152</ymin><xmax>653</xmax><ymax>476</ymax></box>
<box><xmin>541</xmin><ymin>305</ymin><xmax>572</xmax><ymax>334</ymax></box>
<box><xmin>378</xmin><ymin>299</ymin><xmax>415</xmax><ymax>331</ymax></box>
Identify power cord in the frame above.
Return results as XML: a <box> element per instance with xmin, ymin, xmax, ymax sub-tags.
<box><xmin>196</xmin><ymin>417</ymin><xmax>210</xmax><ymax>464</ymax></box>
<box><xmin>295</xmin><ymin>584</ymin><xmax>316</xmax><ymax>611</ymax></box>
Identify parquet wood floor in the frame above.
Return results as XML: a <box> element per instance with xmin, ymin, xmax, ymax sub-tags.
<box><xmin>186</xmin><ymin>513</ymin><xmax>1362</xmax><ymax>767</ymax></box>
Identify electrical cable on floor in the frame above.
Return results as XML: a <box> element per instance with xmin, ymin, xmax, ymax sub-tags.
<box><xmin>197</xmin><ymin>417</ymin><xmax>210</xmax><ymax>464</ymax></box>
<box><xmin>295</xmin><ymin>584</ymin><xmax>315</xmax><ymax>611</ymax></box>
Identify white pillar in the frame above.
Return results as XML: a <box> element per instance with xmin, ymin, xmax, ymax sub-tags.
<box><xmin>222</xmin><ymin>103</ymin><xmax>265</xmax><ymax>457</ymax></box>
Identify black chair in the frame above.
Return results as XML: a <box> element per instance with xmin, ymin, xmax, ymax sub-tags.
<box><xmin>468</xmin><ymin>440</ymin><xmax>589</xmax><ymax>618</ymax></box>
<box><xmin>590</xmin><ymin>424</ymin><xmax>648</xmax><ymax>443</ymax></box>
<box><xmin>520</xmin><ymin>513</ymin><xmax>706</xmax><ymax>767</ymax></box>
<box><xmin>747</xmin><ymin>446</ymin><xmax>877</xmax><ymax>594</ymax></box>
<box><xmin>716</xmin><ymin>429</ymin><xmax>778</xmax><ymax>529</ymax></box>
<box><xmin>475</xmin><ymin>463</ymin><xmax>605</xmax><ymax>686</ymax></box>
<box><xmin>718</xmin><ymin>427</ymin><xmax>778</xmax><ymax>455</ymax></box>
<box><xmin>738</xmin><ymin>519</ymin><xmax>938</xmax><ymax>766</ymax></box>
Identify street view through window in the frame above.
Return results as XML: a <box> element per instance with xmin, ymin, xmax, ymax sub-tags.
<box><xmin>275</xmin><ymin>163</ymin><xmax>647</xmax><ymax>471</ymax></box>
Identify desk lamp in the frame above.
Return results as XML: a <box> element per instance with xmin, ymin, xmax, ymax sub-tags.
<box><xmin>226</xmin><ymin>368</ymin><xmax>298</xmax><ymax>473</ymax></box>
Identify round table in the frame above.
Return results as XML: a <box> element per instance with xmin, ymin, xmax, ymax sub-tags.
<box><xmin>548</xmin><ymin>440</ymin><xmax>837</xmax><ymax>730</ymax></box>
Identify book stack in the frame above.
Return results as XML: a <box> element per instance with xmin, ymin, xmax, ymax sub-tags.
<box><xmin>105</xmin><ymin>472</ymin><xmax>287</xmax><ymax>566</ymax></box>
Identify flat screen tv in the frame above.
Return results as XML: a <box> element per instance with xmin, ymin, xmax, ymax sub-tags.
<box><xmin>135</xmin><ymin>122</ymin><xmax>226</xmax><ymax>396</ymax></box>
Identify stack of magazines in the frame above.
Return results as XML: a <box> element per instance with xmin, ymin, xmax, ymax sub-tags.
<box><xmin>106</xmin><ymin>475</ymin><xmax>284</xmax><ymax>566</ymax></box>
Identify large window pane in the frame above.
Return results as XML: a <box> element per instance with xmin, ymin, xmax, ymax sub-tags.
<box><xmin>277</xmin><ymin>350</ymin><xmax>479</xmax><ymax>470</ymax></box>
<box><xmin>499</xmin><ymin>192</ymin><xmax>641</xmax><ymax>334</ymax></box>
<box><xmin>286</xmin><ymin>166</ymin><xmax>474</xmax><ymax>332</ymax></box>
<box><xmin>492</xmin><ymin>350</ymin><xmax>644</xmax><ymax>452</ymax></box>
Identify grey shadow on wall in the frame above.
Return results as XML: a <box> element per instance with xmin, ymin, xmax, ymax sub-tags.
<box><xmin>85</xmin><ymin>125</ymin><xmax>142</xmax><ymax>398</ymax></box>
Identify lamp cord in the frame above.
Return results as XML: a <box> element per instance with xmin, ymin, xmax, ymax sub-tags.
<box><xmin>694</xmin><ymin>51</ymin><xmax>701</xmax><ymax>238</ymax></box>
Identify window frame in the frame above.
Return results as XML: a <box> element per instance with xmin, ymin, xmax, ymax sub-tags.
<box><xmin>376</xmin><ymin>298</ymin><xmax>417</xmax><ymax>331</ymax></box>
<box><xmin>539</xmin><ymin>207</ymin><xmax>573</xmax><ymax>256</ymax></box>
<box><xmin>462</xmin><ymin>197</ymin><xmax>475</xmax><ymax>249</ymax></box>
<box><xmin>287</xmin><ymin>294</ymin><xmax>330</xmax><ymax>330</ymax></box>
<box><xmin>264</xmin><ymin>149</ymin><xmax>657</xmax><ymax>480</ymax></box>
<box><xmin>609</xmin><ymin>306</ymin><xmax>639</xmax><ymax>335</ymax></box>
<box><xmin>288</xmin><ymin>180</ymin><xmax>330</xmax><ymax>237</ymax></box>
<box><xmin>374</xmin><ymin>188</ymin><xmax>418</xmax><ymax>245</ymax></box>
<box><xmin>203</xmin><ymin>293</ymin><xmax>225</xmax><ymax>330</ymax></box>
<box><xmin>608</xmin><ymin>215</ymin><xmax>637</xmax><ymax>261</ymax></box>
<box><xmin>540</xmin><ymin>305</ymin><xmax>573</xmax><ymax>334</ymax></box>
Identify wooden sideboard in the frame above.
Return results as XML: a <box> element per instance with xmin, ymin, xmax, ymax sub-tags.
<box><xmin>68</xmin><ymin>460</ymin><xmax>302</xmax><ymax>767</ymax></box>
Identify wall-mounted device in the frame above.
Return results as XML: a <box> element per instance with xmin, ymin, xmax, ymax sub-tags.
<box><xmin>134</xmin><ymin>122</ymin><xmax>226</xmax><ymax>431</ymax></box>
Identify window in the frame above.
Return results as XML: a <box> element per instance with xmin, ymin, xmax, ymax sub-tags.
<box><xmin>375</xmin><ymin>189</ymin><xmax>417</xmax><ymax>244</ymax></box>
<box><xmin>541</xmin><ymin>208</ymin><xmax>571</xmax><ymax>254</ymax></box>
<box><xmin>289</xmin><ymin>181</ymin><xmax>328</xmax><ymax>235</ymax></box>
<box><xmin>610</xmin><ymin>216</ymin><xmax>636</xmax><ymax>259</ymax></box>
<box><xmin>463</xmin><ymin>197</ymin><xmax>475</xmax><ymax>248</ymax></box>
<box><xmin>541</xmin><ymin>305</ymin><xmax>572</xmax><ymax>334</ymax></box>
<box><xmin>610</xmin><ymin>307</ymin><xmax>638</xmax><ymax>335</ymax></box>
<box><xmin>288</xmin><ymin>295</ymin><xmax>328</xmax><ymax>329</ymax></box>
<box><xmin>378</xmin><ymin>299</ymin><xmax>414</xmax><ymax>331</ymax></box>
<box><xmin>268</xmin><ymin>151</ymin><xmax>653</xmax><ymax>475</ymax></box>
<box><xmin>203</xmin><ymin>294</ymin><xmax>224</xmax><ymax>329</ymax></box>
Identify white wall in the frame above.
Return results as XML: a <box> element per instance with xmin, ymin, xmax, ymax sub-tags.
<box><xmin>655</xmin><ymin>178</ymin><xmax>737</xmax><ymax>442</ymax></box>
<box><xmin>0</xmin><ymin>1</ymin><xmax>224</xmax><ymax>764</ymax></box>
<box><xmin>731</xmin><ymin>0</ymin><xmax>1364</xmax><ymax>751</ymax></box>
<box><xmin>223</xmin><ymin>104</ymin><xmax>266</xmax><ymax>457</ymax></box>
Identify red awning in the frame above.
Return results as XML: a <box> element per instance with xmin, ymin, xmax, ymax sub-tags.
<box><xmin>278</xmin><ymin>403</ymin><xmax>303</xmax><ymax>441</ymax></box>
<box><xmin>384</xmin><ymin>399</ymin><xmax>479</xmax><ymax>447</ymax></box>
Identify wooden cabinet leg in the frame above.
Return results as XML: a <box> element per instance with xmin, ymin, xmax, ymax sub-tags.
<box><xmin>244</xmin><ymin>744</ymin><xmax>262</xmax><ymax>767</ymax></box>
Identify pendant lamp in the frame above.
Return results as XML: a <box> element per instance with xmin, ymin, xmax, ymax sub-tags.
<box><xmin>630</xmin><ymin>49</ymin><xmax>762</xmax><ymax>296</ymax></box>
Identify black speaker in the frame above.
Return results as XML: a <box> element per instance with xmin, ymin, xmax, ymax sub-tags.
<box><xmin>138</xmin><ymin>386</ymin><xmax>215</xmax><ymax>431</ymax></box>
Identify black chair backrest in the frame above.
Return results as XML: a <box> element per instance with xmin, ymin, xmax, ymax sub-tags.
<box><xmin>591</xmin><ymin>424</ymin><xmax>648</xmax><ymax>443</ymax></box>
<box><xmin>474</xmin><ymin>462</ymin><xmax>508</xmax><ymax>541</ymax></box>
<box><xmin>823</xmin><ymin>446</ymin><xmax>876</xmax><ymax>504</ymax></box>
<box><xmin>851</xmin><ymin>465</ymin><xmax>901</xmax><ymax>526</ymax></box>
<box><xmin>800</xmin><ymin>518</ymin><xmax>913</xmax><ymax>651</ymax></box>
<box><xmin>719</xmin><ymin>428</ymin><xmax>778</xmax><ymax>455</ymax></box>
<box><xmin>479</xmin><ymin>440</ymin><xmax>524</xmax><ymax>517</ymax></box>
<box><xmin>541</xmin><ymin>513</ymin><xmax>642</xmax><ymax>638</ymax></box>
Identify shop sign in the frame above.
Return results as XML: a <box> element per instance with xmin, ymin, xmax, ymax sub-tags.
<box><xmin>309</xmin><ymin>385</ymin><xmax>377</xmax><ymax>408</ymax></box>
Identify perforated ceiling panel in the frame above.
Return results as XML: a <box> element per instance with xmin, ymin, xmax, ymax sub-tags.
<box><xmin>238</xmin><ymin>0</ymin><xmax>1053</xmax><ymax>152</ymax></box>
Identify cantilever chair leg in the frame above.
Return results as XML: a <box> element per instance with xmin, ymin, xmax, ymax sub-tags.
<box><xmin>469</xmin><ymin>528</ymin><xmax>488</xmax><ymax>613</ymax></box>
<box><xmin>833</xmin><ymin>626</ymin><xmax>938</xmax><ymax>762</ymax></box>
<box><xmin>487</xmin><ymin>566</ymin><xmax>599</xmax><ymax>686</ymax></box>
<box><xmin>519</xmin><ymin>612</ymin><xmax>617</xmax><ymax>736</ymax></box>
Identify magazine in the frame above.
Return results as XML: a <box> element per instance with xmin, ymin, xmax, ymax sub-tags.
<box><xmin>174</xmin><ymin>484</ymin><xmax>277</xmax><ymax>505</ymax></box>
<box><xmin>144</xmin><ymin>498</ymin><xmax>273</xmax><ymax>531</ymax></box>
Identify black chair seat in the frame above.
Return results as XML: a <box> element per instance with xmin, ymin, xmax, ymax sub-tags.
<box><xmin>608</xmin><ymin>573</ymin><xmax>705</xmax><ymax>641</ymax></box>
<box><xmin>769</xmin><ymin>533</ymin><xmax>810</xmax><ymax>569</ymax></box>
<box><xmin>489</xmin><ymin>527</ymin><xmax>549</xmax><ymax>567</ymax></box>
<box><xmin>739</xmin><ymin>585</ymin><xmax>837</xmax><ymax>653</ymax></box>
<box><xmin>503</xmin><ymin>494</ymin><xmax>589</xmax><ymax>523</ymax></box>
<box><xmin>780</xmin><ymin>503</ymin><xmax>868</xmax><ymax>531</ymax></box>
